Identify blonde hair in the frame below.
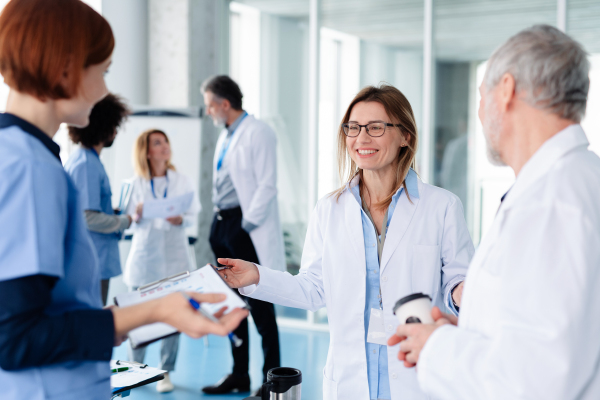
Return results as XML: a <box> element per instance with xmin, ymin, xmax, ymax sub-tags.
<box><xmin>132</xmin><ymin>129</ymin><xmax>176</xmax><ymax>179</ymax></box>
<box><xmin>334</xmin><ymin>84</ymin><xmax>418</xmax><ymax>210</ymax></box>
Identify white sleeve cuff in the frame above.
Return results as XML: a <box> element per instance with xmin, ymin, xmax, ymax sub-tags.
<box><xmin>237</xmin><ymin>264</ymin><xmax>267</xmax><ymax>297</ymax></box>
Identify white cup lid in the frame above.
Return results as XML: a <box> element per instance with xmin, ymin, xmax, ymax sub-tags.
<box><xmin>393</xmin><ymin>293</ymin><xmax>431</xmax><ymax>315</ymax></box>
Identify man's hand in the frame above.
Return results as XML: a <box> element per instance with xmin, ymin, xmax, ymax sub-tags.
<box><xmin>387</xmin><ymin>306</ymin><xmax>457</xmax><ymax>368</ymax></box>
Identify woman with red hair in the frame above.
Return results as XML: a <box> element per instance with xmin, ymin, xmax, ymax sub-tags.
<box><xmin>0</xmin><ymin>1</ymin><xmax>247</xmax><ymax>399</ymax></box>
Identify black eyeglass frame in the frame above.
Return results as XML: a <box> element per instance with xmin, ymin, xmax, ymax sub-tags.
<box><xmin>341</xmin><ymin>121</ymin><xmax>403</xmax><ymax>137</ymax></box>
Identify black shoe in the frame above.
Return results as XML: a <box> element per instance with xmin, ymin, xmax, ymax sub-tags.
<box><xmin>202</xmin><ymin>374</ymin><xmax>251</xmax><ymax>394</ymax></box>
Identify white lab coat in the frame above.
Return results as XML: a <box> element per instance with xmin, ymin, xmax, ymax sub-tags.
<box><xmin>417</xmin><ymin>125</ymin><xmax>600</xmax><ymax>400</ymax></box>
<box><xmin>124</xmin><ymin>169</ymin><xmax>200</xmax><ymax>287</ymax></box>
<box><xmin>213</xmin><ymin>115</ymin><xmax>286</xmax><ymax>272</ymax></box>
<box><xmin>239</xmin><ymin>175</ymin><xmax>474</xmax><ymax>399</ymax></box>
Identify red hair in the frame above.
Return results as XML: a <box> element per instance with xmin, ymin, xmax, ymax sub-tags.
<box><xmin>0</xmin><ymin>0</ymin><xmax>114</xmax><ymax>100</ymax></box>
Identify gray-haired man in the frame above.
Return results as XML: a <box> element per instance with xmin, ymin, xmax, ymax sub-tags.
<box><xmin>389</xmin><ymin>25</ymin><xmax>600</xmax><ymax>399</ymax></box>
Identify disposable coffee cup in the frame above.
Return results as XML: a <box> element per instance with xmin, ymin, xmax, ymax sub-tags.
<box><xmin>393</xmin><ymin>293</ymin><xmax>434</xmax><ymax>324</ymax></box>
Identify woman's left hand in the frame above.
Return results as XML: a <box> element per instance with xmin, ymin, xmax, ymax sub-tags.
<box><xmin>452</xmin><ymin>281</ymin><xmax>465</xmax><ymax>308</ymax></box>
<box><xmin>166</xmin><ymin>215</ymin><xmax>183</xmax><ymax>225</ymax></box>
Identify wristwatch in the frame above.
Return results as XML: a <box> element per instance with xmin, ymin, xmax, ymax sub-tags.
<box><xmin>451</xmin><ymin>284</ymin><xmax>460</xmax><ymax>312</ymax></box>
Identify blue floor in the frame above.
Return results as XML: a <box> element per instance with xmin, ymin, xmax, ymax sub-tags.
<box><xmin>112</xmin><ymin>323</ymin><xmax>330</xmax><ymax>400</ymax></box>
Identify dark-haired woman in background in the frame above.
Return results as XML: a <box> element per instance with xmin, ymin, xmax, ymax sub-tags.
<box><xmin>65</xmin><ymin>93</ymin><xmax>131</xmax><ymax>305</ymax></box>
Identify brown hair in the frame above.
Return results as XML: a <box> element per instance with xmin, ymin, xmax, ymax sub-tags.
<box><xmin>0</xmin><ymin>0</ymin><xmax>114</xmax><ymax>100</ymax></box>
<box><xmin>334</xmin><ymin>84</ymin><xmax>418</xmax><ymax>210</ymax></box>
<box><xmin>132</xmin><ymin>129</ymin><xmax>176</xmax><ymax>180</ymax></box>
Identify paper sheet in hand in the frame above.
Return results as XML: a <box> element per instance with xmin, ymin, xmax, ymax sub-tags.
<box><xmin>110</xmin><ymin>360</ymin><xmax>165</xmax><ymax>392</ymax></box>
<box><xmin>115</xmin><ymin>264</ymin><xmax>248</xmax><ymax>348</ymax></box>
<box><xmin>143</xmin><ymin>192</ymin><xmax>193</xmax><ymax>219</ymax></box>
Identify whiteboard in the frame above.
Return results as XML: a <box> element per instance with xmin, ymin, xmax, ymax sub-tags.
<box><xmin>100</xmin><ymin>109</ymin><xmax>202</xmax><ymax>238</ymax></box>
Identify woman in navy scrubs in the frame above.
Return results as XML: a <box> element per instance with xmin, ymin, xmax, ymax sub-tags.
<box><xmin>0</xmin><ymin>1</ymin><xmax>247</xmax><ymax>399</ymax></box>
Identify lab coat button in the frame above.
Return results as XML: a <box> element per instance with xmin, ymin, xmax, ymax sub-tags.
<box><xmin>387</xmin><ymin>325</ymin><xmax>393</xmax><ymax>331</ymax></box>
<box><xmin>392</xmin><ymin>373</ymin><xmax>398</xmax><ymax>379</ymax></box>
<box><xmin>383</xmin><ymin>276</ymin><xmax>388</xmax><ymax>282</ymax></box>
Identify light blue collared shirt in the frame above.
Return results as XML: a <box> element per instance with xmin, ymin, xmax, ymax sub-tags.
<box><xmin>350</xmin><ymin>169</ymin><xmax>458</xmax><ymax>400</ymax></box>
<box><xmin>213</xmin><ymin>111</ymin><xmax>247</xmax><ymax>210</ymax></box>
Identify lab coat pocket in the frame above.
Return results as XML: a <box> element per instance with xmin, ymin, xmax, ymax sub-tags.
<box><xmin>411</xmin><ymin>244</ymin><xmax>441</xmax><ymax>297</ymax></box>
<box><xmin>322</xmin><ymin>368</ymin><xmax>338</xmax><ymax>400</ymax></box>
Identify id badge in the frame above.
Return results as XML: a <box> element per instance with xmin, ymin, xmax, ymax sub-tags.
<box><xmin>366</xmin><ymin>308</ymin><xmax>388</xmax><ymax>345</ymax></box>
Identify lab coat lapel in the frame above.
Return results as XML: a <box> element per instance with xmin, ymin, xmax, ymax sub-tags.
<box><xmin>343</xmin><ymin>187</ymin><xmax>367</xmax><ymax>274</ymax></box>
<box><xmin>227</xmin><ymin>115</ymin><xmax>252</xmax><ymax>159</ymax></box>
<box><xmin>380</xmin><ymin>185</ymin><xmax>419</xmax><ymax>274</ymax></box>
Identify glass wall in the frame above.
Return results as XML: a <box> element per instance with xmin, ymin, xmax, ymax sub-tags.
<box><xmin>433</xmin><ymin>0</ymin><xmax>560</xmax><ymax>243</ymax></box>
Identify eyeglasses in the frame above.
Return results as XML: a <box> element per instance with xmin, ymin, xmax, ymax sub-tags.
<box><xmin>341</xmin><ymin>121</ymin><xmax>403</xmax><ymax>137</ymax></box>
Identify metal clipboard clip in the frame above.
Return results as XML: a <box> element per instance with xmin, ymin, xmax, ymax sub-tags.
<box><xmin>115</xmin><ymin>359</ymin><xmax>148</xmax><ymax>369</ymax></box>
<box><xmin>137</xmin><ymin>271</ymin><xmax>191</xmax><ymax>293</ymax></box>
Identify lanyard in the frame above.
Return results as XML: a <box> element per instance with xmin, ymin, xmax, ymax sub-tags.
<box><xmin>362</xmin><ymin>197</ymin><xmax>390</xmax><ymax>310</ymax></box>
<box><xmin>150</xmin><ymin>175</ymin><xmax>169</xmax><ymax>199</ymax></box>
<box><xmin>216</xmin><ymin>112</ymin><xmax>248</xmax><ymax>171</ymax></box>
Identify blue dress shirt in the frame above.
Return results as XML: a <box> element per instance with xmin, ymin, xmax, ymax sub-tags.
<box><xmin>65</xmin><ymin>147</ymin><xmax>122</xmax><ymax>280</ymax></box>
<box><xmin>213</xmin><ymin>111</ymin><xmax>247</xmax><ymax>210</ymax></box>
<box><xmin>350</xmin><ymin>169</ymin><xmax>458</xmax><ymax>400</ymax></box>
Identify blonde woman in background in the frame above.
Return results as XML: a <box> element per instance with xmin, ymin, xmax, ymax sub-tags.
<box><xmin>124</xmin><ymin>128</ymin><xmax>201</xmax><ymax>393</ymax></box>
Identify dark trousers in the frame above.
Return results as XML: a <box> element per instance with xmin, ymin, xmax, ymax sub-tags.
<box><xmin>209</xmin><ymin>207</ymin><xmax>281</xmax><ymax>381</ymax></box>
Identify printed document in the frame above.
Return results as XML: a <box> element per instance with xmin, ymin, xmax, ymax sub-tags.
<box><xmin>143</xmin><ymin>192</ymin><xmax>194</xmax><ymax>219</ymax></box>
<box><xmin>115</xmin><ymin>264</ymin><xmax>248</xmax><ymax>348</ymax></box>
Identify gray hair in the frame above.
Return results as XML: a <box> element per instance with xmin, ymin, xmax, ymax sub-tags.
<box><xmin>485</xmin><ymin>24</ymin><xmax>590</xmax><ymax>123</ymax></box>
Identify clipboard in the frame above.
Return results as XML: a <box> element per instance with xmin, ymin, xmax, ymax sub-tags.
<box><xmin>111</xmin><ymin>360</ymin><xmax>165</xmax><ymax>397</ymax></box>
<box><xmin>117</xmin><ymin>181</ymin><xmax>133</xmax><ymax>214</ymax></box>
<box><xmin>114</xmin><ymin>265</ymin><xmax>250</xmax><ymax>349</ymax></box>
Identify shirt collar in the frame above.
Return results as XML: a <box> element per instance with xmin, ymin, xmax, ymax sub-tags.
<box><xmin>501</xmin><ymin>124</ymin><xmax>588</xmax><ymax>207</ymax></box>
<box><xmin>226</xmin><ymin>111</ymin><xmax>248</xmax><ymax>135</ymax></box>
<box><xmin>0</xmin><ymin>113</ymin><xmax>61</xmax><ymax>161</ymax></box>
<box><xmin>349</xmin><ymin>167</ymin><xmax>420</xmax><ymax>203</ymax></box>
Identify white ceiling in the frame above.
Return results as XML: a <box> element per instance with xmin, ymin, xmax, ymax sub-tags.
<box><xmin>235</xmin><ymin>0</ymin><xmax>600</xmax><ymax>60</ymax></box>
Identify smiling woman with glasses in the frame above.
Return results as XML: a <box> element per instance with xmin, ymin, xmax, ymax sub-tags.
<box><xmin>212</xmin><ymin>84</ymin><xmax>474</xmax><ymax>400</ymax></box>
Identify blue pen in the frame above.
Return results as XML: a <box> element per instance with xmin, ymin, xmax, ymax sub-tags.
<box><xmin>181</xmin><ymin>292</ymin><xmax>243</xmax><ymax>347</ymax></box>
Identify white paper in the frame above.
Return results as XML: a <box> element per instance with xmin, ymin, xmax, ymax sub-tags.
<box><xmin>110</xmin><ymin>360</ymin><xmax>166</xmax><ymax>390</ymax></box>
<box><xmin>143</xmin><ymin>192</ymin><xmax>193</xmax><ymax>219</ymax></box>
<box><xmin>115</xmin><ymin>265</ymin><xmax>248</xmax><ymax>348</ymax></box>
<box><xmin>367</xmin><ymin>308</ymin><xmax>388</xmax><ymax>345</ymax></box>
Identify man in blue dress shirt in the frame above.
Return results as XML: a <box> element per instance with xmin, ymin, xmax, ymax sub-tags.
<box><xmin>65</xmin><ymin>93</ymin><xmax>131</xmax><ymax>305</ymax></box>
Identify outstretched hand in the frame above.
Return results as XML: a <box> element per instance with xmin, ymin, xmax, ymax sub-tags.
<box><xmin>215</xmin><ymin>258</ymin><xmax>260</xmax><ymax>288</ymax></box>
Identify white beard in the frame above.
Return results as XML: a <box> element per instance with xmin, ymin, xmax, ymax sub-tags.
<box><xmin>483</xmin><ymin>97</ymin><xmax>507</xmax><ymax>167</ymax></box>
<box><xmin>212</xmin><ymin>115</ymin><xmax>227</xmax><ymax>128</ymax></box>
